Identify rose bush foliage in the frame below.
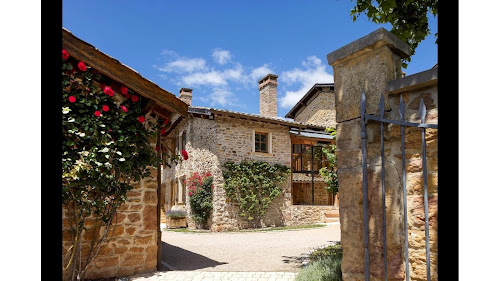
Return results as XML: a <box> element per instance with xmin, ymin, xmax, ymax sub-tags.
<box><xmin>186</xmin><ymin>172</ymin><xmax>213</xmax><ymax>229</ymax></box>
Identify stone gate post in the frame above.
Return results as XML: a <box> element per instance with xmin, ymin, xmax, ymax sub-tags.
<box><xmin>327</xmin><ymin>28</ymin><xmax>411</xmax><ymax>281</ymax></box>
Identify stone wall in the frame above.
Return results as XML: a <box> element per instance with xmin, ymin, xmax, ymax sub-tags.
<box><xmin>286</xmin><ymin>205</ymin><xmax>338</xmax><ymax>226</ymax></box>
<box><xmin>387</xmin><ymin>86</ymin><xmax>438</xmax><ymax>281</ymax></box>
<box><xmin>294</xmin><ymin>89</ymin><xmax>336</xmax><ymax>127</ymax></box>
<box><xmin>62</xmin><ymin>168</ymin><xmax>158</xmax><ymax>280</ymax></box>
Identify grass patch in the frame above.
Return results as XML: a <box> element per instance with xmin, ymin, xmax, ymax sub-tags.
<box><xmin>296</xmin><ymin>244</ymin><xmax>342</xmax><ymax>281</ymax></box>
<box><xmin>163</xmin><ymin>224</ymin><xmax>326</xmax><ymax>233</ymax></box>
<box><xmin>163</xmin><ymin>227</ymin><xmax>210</xmax><ymax>233</ymax></box>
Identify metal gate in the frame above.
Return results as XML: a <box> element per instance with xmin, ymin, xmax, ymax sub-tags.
<box><xmin>360</xmin><ymin>90</ymin><xmax>438</xmax><ymax>281</ymax></box>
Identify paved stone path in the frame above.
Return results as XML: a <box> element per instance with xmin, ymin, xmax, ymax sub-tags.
<box><xmin>128</xmin><ymin>223</ymin><xmax>340</xmax><ymax>280</ymax></box>
<box><xmin>161</xmin><ymin>223</ymin><xmax>341</xmax><ymax>272</ymax></box>
<box><xmin>130</xmin><ymin>271</ymin><xmax>297</xmax><ymax>281</ymax></box>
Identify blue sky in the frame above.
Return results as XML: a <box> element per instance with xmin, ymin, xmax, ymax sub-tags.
<box><xmin>63</xmin><ymin>0</ymin><xmax>437</xmax><ymax>117</ymax></box>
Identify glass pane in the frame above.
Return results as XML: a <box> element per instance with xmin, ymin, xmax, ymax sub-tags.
<box><xmin>261</xmin><ymin>134</ymin><xmax>266</xmax><ymax>142</ymax></box>
<box><xmin>255</xmin><ymin>143</ymin><xmax>260</xmax><ymax>151</ymax></box>
<box><xmin>261</xmin><ymin>143</ymin><xmax>266</xmax><ymax>152</ymax></box>
<box><xmin>255</xmin><ymin>133</ymin><xmax>260</xmax><ymax>142</ymax></box>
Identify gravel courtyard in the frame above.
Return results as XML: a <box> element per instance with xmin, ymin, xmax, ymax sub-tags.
<box><xmin>160</xmin><ymin>223</ymin><xmax>341</xmax><ymax>272</ymax></box>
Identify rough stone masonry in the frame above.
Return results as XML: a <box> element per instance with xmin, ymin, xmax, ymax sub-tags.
<box><xmin>327</xmin><ymin>28</ymin><xmax>437</xmax><ymax>281</ymax></box>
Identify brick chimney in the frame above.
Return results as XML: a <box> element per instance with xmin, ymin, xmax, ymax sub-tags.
<box><xmin>258</xmin><ymin>74</ymin><xmax>278</xmax><ymax>117</ymax></box>
<box><xmin>179</xmin><ymin>88</ymin><xmax>193</xmax><ymax>106</ymax></box>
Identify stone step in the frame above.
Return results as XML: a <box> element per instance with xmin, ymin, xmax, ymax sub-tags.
<box><xmin>323</xmin><ymin>217</ymin><xmax>340</xmax><ymax>223</ymax></box>
<box><xmin>323</xmin><ymin>210</ymin><xmax>339</xmax><ymax>218</ymax></box>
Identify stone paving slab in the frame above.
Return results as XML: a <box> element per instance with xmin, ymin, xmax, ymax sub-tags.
<box><xmin>130</xmin><ymin>271</ymin><xmax>297</xmax><ymax>281</ymax></box>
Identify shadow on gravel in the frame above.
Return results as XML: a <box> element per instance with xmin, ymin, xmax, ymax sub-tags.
<box><xmin>162</xmin><ymin>242</ymin><xmax>228</xmax><ymax>270</ymax></box>
<box><xmin>281</xmin><ymin>255</ymin><xmax>303</xmax><ymax>266</ymax></box>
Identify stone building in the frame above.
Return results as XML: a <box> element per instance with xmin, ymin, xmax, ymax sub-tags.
<box><xmin>161</xmin><ymin>74</ymin><xmax>340</xmax><ymax>231</ymax></box>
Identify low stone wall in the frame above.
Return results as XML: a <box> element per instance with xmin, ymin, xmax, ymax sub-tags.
<box><xmin>286</xmin><ymin>205</ymin><xmax>338</xmax><ymax>226</ymax></box>
<box><xmin>62</xmin><ymin>168</ymin><xmax>158</xmax><ymax>280</ymax></box>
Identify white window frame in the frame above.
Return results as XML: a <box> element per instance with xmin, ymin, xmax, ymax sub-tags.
<box><xmin>251</xmin><ymin>129</ymin><xmax>272</xmax><ymax>156</ymax></box>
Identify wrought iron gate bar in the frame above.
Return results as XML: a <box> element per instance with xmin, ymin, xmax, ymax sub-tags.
<box><xmin>399</xmin><ymin>96</ymin><xmax>410</xmax><ymax>281</ymax></box>
<box><xmin>364</xmin><ymin>114</ymin><xmax>438</xmax><ymax>129</ymax></box>
<box><xmin>379</xmin><ymin>94</ymin><xmax>388</xmax><ymax>281</ymax></box>
<box><xmin>361</xmin><ymin>90</ymin><xmax>370</xmax><ymax>281</ymax></box>
<box><xmin>419</xmin><ymin>99</ymin><xmax>431</xmax><ymax>281</ymax></box>
<box><xmin>361</xmin><ymin>92</ymin><xmax>436</xmax><ymax>281</ymax></box>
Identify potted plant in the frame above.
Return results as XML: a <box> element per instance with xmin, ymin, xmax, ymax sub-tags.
<box><xmin>165</xmin><ymin>210</ymin><xmax>187</xmax><ymax>228</ymax></box>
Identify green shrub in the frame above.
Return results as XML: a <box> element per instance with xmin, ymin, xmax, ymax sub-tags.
<box><xmin>187</xmin><ymin>172</ymin><xmax>214</xmax><ymax>229</ymax></box>
<box><xmin>296</xmin><ymin>244</ymin><xmax>343</xmax><ymax>281</ymax></box>
<box><xmin>222</xmin><ymin>161</ymin><xmax>290</xmax><ymax>227</ymax></box>
<box><xmin>165</xmin><ymin>210</ymin><xmax>187</xmax><ymax>218</ymax></box>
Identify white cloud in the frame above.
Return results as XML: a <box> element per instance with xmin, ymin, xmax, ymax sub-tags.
<box><xmin>250</xmin><ymin>64</ymin><xmax>274</xmax><ymax>84</ymax></box>
<box><xmin>278</xmin><ymin>56</ymin><xmax>333</xmax><ymax>109</ymax></box>
<box><xmin>181</xmin><ymin>64</ymin><xmax>244</xmax><ymax>87</ymax></box>
<box><xmin>181</xmin><ymin>71</ymin><xmax>227</xmax><ymax>86</ymax></box>
<box><xmin>156</xmin><ymin>58</ymin><xmax>207</xmax><ymax>73</ymax></box>
<box><xmin>212</xmin><ymin>49</ymin><xmax>232</xmax><ymax>65</ymax></box>
<box><xmin>210</xmin><ymin>87</ymin><xmax>237</xmax><ymax>107</ymax></box>
<box><xmin>160</xmin><ymin>49</ymin><xmax>178</xmax><ymax>57</ymax></box>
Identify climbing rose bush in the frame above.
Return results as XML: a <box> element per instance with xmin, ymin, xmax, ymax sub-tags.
<box><xmin>62</xmin><ymin>49</ymin><xmax>161</xmax><ymax>280</ymax></box>
<box><xmin>186</xmin><ymin>172</ymin><xmax>213</xmax><ymax>229</ymax></box>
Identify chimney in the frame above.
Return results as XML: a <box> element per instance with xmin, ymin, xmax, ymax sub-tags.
<box><xmin>179</xmin><ymin>88</ymin><xmax>193</xmax><ymax>106</ymax></box>
<box><xmin>258</xmin><ymin>74</ymin><xmax>278</xmax><ymax>117</ymax></box>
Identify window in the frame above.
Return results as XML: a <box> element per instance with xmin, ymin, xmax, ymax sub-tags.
<box><xmin>181</xmin><ymin>131</ymin><xmax>186</xmax><ymax>151</ymax></box>
<box><xmin>255</xmin><ymin>132</ymin><xmax>268</xmax><ymax>153</ymax></box>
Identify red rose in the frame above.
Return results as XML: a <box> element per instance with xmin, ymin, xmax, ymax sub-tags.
<box><xmin>155</xmin><ymin>145</ymin><xmax>159</xmax><ymax>151</ymax></box>
<box><xmin>121</xmin><ymin>105</ymin><xmax>128</xmax><ymax>113</ymax></box>
<box><xmin>181</xmin><ymin>150</ymin><xmax>189</xmax><ymax>160</ymax></box>
<box><xmin>121</xmin><ymin>86</ymin><xmax>128</xmax><ymax>95</ymax></box>
<box><xmin>102</xmin><ymin>105</ymin><xmax>109</xmax><ymax>112</ymax></box>
<box><xmin>62</xmin><ymin>49</ymin><xmax>69</xmax><ymax>60</ymax></box>
<box><xmin>161</xmin><ymin>127</ymin><xmax>166</xmax><ymax>135</ymax></box>
<box><xmin>188</xmin><ymin>191</ymin><xmax>193</xmax><ymax>197</ymax></box>
<box><xmin>104</xmin><ymin>86</ymin><xmax>114</xmax><ymax>97</ymax></box>
<box><xmin>138</xmin><ymin>116</ymin><xmax>145</xmax><ymax>123</ymax></box>
<box><xmin>131</xmin><ymin>95</ymin><xmax>139</xmax><ymax>102</ymax></box>
<box><xmin>163</xmin><ymin>118</ymin><xmax>169</xmax><ymax>125</ymax></box>
<box><xmin>94</xmin><ymin>110</ymin><xmax>101</xmax><ymax>117</ymax></box>
<box><xmin>68</xmin><ymin>96</ymin><xmax>76</xmax><ymax>103</ymax></box>
<box><xmin>78</xmin><ymin>61</ymin><xmax>87</xmax><ymax>71</ymax></box>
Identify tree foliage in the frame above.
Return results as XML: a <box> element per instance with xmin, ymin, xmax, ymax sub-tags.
<box><xmin>350</xmin><ymin>0</ymin><xmax>438</xmax><ymax>68</ymax></box>
<box><xmin>223</xmin><ymin>161</ymin><xmax>290</xmax><ymax>227</ymax></box>
<box><xmin>318</xmin><ymin>128</ymin><xmax>339</xmax><ymax>195</ymax></box>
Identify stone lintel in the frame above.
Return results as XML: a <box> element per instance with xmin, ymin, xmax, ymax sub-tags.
<box><xmin>387</xmin><ymin>67</ymin><xmax>437</xmax><ymax>94</ymax></box>
<box><xmin>327</xmin><ymin>28</ymin><xmax>411</xmax><ymax>66</ymax></box>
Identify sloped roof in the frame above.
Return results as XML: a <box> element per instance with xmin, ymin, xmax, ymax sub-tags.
<box><xmin>188</xmin><ymin>106</ymin><xmax>326</xmax><ymax>130</ymax></box>
<box><xmin>62</xmin><ymin>28</ymin><xmax>188</xmax><ymax>116</ymax></box>
<box><xmin>285</xmin><ymin>83</ymin><xmax>334</xmax><ymax>119</ymax></box>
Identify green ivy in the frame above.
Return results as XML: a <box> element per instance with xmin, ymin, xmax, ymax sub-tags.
<box><xmin>223</xmin><ymin>161</ymin><xmax>290</xmax><ymax>227</ymax></box>
<box><xmin>318</xmin><ymin>128</ymin><xmax>338</xmax><ymax>195</ymax></box>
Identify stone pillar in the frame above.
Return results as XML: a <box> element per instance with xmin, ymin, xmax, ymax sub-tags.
<box><xmin>327</xmin><ymin>28</ymin><xmax>411</xmax><ymax>281</ymax></box>
<box><xmin>258</xmin><ymin>74</ymin><xmax>278</xmax><ymax>117</ymax></box>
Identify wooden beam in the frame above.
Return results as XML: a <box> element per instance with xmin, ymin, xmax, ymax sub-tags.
<box><xmin>63</xmin><ymin>29</ymin><xmax>188</xmax><ymax>116</ymax></box>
